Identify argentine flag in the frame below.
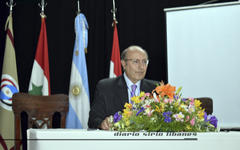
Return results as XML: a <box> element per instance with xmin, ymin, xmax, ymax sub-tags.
<box><xmin>66</xmin><ymin>13</ymin><xmax>90</xmax><ymax>129</ymax></box>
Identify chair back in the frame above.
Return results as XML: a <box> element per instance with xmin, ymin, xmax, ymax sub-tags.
<box><xmin>12</xmin><ymin>93</ymin><xmax>69</xmax><ymax>150</ymax></box>
<box><xmin>197</xmin><ymin>97</ymin><xmax>213</xmax><ymax>115</ymax></box>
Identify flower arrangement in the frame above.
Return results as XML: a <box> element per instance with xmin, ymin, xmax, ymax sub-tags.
<box><xmin>110</xmin><ymin>82</ymin><xmax>218</xmax><ymax>132</ymax></box>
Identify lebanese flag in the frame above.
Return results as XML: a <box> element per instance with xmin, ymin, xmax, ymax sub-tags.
<box><xmin>28</xmin><ymin>16</ymin><xmax>50</xmax><ymax>95</ymax></box>
<box><xmin>109</xmin><ymin>20</ymin><xmax>122</xmax><ymax>77</ymax></box>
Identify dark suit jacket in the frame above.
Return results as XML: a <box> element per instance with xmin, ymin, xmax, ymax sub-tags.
<box><xmin>88</xmin><ymin>75</ymin><xmax>158</xmax><ymax>129</ymax></box>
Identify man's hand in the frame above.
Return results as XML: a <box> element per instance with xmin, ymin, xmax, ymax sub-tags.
<box><xmin>100</xmin><ymin>116</ymin><xmax>112</xmax><ymax>130</ymax></box>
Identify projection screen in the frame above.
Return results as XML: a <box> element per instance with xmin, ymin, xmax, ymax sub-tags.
<box><xmin>165</xmin><ymin>2</ymin><xmax>240</xmax><ymax>128</ymax></box>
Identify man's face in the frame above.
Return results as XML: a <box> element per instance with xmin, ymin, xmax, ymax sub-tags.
<box><xmin>121</xmin><ymin>49</ymin><xmax>148</xmax><ymax>83</ymax></box>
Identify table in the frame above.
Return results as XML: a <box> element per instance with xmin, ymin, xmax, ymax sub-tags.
<box><xmin>27</xmin><ymin>129</ymin><xmax>240</xmax><ymax>150</ymax></box>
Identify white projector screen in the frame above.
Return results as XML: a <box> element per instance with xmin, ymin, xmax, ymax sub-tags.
<box><xmin>165</xmin><ymin>2</ymin><xmax>240</xmax><ymax>128</ymax></box>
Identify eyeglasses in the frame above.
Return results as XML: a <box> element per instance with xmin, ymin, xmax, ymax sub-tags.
<box><xmin>125</xmin><ymin>59</ymin><xmax>149</xmax><ymax>66</ymax></box>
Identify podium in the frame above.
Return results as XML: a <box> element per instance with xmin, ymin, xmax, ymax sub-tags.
<box><xmin>27</xmin><ymin>129</ymin><xmax>240</xmax><ymax>150</ymax></box>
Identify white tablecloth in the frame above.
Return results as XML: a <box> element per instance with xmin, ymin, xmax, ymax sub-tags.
<box><xmin>27</xmin><ymin>129</ymin><xmax>240</xmax><ymax>150</ymax></box>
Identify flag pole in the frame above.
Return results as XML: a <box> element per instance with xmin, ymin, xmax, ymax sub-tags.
<box><xmin>77</xmin><ymin>0</ymin><xmax>81</xmax><ymax>14</ymax></box>
<box><xmin>38</xmin><ymin>0</ymin><xmax>47</xmax><ymax>17</ymax></box>
<box><xmin>111</xmin><ymin>0</ymin><xmax>118</xmax><ymax>26</ymax></box>
<box><xmin>109</xmin><ymin>0</ymin><xmax>122</xmax><ymax>78</ymax></box>
<box><xmin>6</xmin><ymin>0</ymin><xmax>16</xmax><ymax>13</ymax></box>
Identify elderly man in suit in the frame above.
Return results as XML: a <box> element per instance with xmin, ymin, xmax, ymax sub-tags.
<box><xmin>88</xmin><ymin>45</ymin><xmax>158</xmax><ymax>130</ymax></box>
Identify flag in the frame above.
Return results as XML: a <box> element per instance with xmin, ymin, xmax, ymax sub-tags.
<box><xmin>28</xmin><ymin>15</ymin><xmax>50</xmax><ymax>96</ymax></box>
<box><xmin>0</xmin><ymin>12</ymin><xmax>19</xmax><ymax>150</ymax></box>
<box><xmin>109</xmin><ymin>20</ymin><xmax>122</xmax><ymax>77</ymax></box>
<box><xmin>66</xmin><ymin>13</ymin><xmax>90</xmax><ymax>129</ymax></box>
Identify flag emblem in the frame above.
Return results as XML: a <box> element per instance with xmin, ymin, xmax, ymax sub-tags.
<box><xmin>0</xmin><ymin>74</ymin><xmax>19</xmax><ymax>110</ymax></box>
<box><xmin>75</xmin><ymin>50</ymin><xmax>79</xmax><ymax>56</ymax></box>
<box><xmin>71</xmin><ymin>85</ymin><xmax>81</xmax><ymax>96</ymax></box>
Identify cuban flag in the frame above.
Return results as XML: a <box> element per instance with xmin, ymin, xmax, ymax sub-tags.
<box><xmin>66</xmin><ymin>13</ymin><xmax>90</xmax><ymax>129</ymax></box>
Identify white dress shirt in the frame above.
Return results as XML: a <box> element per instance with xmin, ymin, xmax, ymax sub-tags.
<box><xmin>123</xmin><ymin>73</ymin><xmax>141</xmax><ymax>103</ymax></box>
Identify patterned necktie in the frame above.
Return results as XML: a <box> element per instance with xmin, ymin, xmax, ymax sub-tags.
<box><xmin>131</xmin><ymin>84</ymin><xmax>137</xmax><ymax>97</ymax></box>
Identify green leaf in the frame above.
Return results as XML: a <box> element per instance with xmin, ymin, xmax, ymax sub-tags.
<box><xmin>176</xmin><ymin>86</ymin><xmax>182</xmax><ymax>95</ymax></box>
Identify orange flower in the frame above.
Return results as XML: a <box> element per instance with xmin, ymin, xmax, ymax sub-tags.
<box><xmin>154</xmin><ymin>83</ymin><xmax>176</xmax><ymax>99</ymax></box>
